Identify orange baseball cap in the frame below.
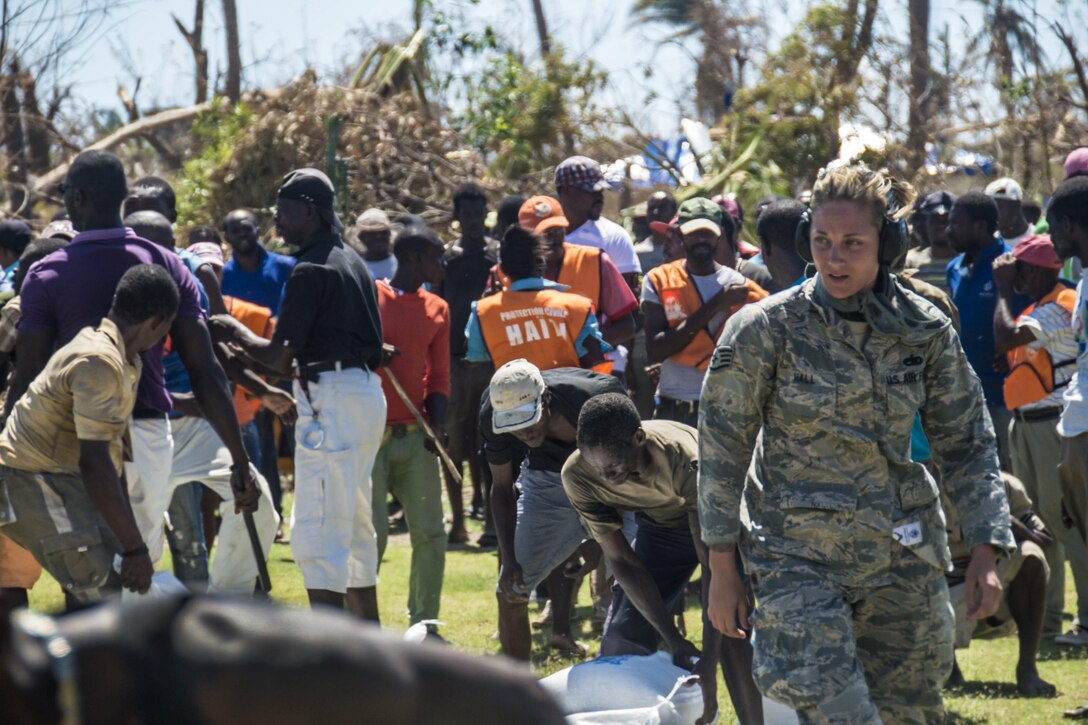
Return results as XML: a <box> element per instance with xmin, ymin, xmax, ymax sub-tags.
<box><xmin>518</xmin><ymin>195</ymin><xmax>570</xmax><ymax>233</ymax></box>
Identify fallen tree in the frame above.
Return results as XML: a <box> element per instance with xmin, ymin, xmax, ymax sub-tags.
<box><xmin>31</xmin><ymin>101</ymin><xmax>212</xmax><ymax>193</ymax></box>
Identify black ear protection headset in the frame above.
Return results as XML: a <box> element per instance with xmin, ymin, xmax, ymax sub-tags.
<box><xmin>794</xmin><ymin>168</ymin><xmax>910</xmax><ymax>267</ymax></box>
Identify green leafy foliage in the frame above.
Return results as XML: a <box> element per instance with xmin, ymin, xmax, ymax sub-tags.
<box><xmin>175</xmin><ymin>99</ymin><xmax>255</xmax><ymax>227</ymax></box>
<box><xmin>456</xmin><ymin>46</ymin><xmax>611</xmax><ymax>181</ymax></box>
<box><xmin>726</xmin><ymin>3</ymin><xmax>871</xmax><ymax>183</ymax></box>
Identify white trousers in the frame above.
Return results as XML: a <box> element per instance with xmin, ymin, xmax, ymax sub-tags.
<box><xmin>125</xmin><ymin>417</ymin><xmax>174</xmax><ymax>566</ymax></box>
<box><xmin>125</xmin><ymin>416</ymin><xmax>278</xmax><ymax>596</ymax></box>
<box><xmin>170</xmin><ymin>416</ymin><xmax>278</xmax><ymax>595</ymax></box>
<box><xmin>292</xmin><ymin>368</ymin><xmax>386</xmax><ymax>593</ymax></box>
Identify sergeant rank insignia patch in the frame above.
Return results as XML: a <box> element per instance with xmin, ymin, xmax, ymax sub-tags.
<box><xmin>710</xmin><ymin>346</ymin><xmax>734</xmax><ymax>371</ymax></box>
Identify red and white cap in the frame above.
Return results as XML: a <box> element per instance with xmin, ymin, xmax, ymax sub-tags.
<box><xmin>1012</xmin><ymin>234</ymin><xmax>1062</xmax><ymax>270</ymax></box>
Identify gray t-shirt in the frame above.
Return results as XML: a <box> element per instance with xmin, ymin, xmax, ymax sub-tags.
<box><xmin>633</xmin><ymin>236</ymin><xmax>667</xmax><ymax>274</ymax></box>
<box><xmin>642</xmin><ymin>264</ymin><xmax>746</xmax><ymax>401</ymax></box>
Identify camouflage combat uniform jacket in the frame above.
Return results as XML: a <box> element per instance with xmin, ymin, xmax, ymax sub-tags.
<box><xmin>698</xmin><ymin>278</ymin><xmax>1014</xmax><ymax>587</ymax></box>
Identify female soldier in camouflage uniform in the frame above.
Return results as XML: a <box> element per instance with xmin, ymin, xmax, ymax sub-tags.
<box><xmin>698</xmin><ymin>161</ymin><xmax>1015</xmax><ymax>724</ymax></box>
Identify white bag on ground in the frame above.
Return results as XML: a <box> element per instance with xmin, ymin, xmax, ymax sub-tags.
<box><xmin>540</xmin><ymin>651</ymin><xmax>798</xmax><ymax>725</ymax></box>
<box><xmin>540</xmin><ymin>651</ymin><xmax>708</xmax><ymax>725</ymax></box>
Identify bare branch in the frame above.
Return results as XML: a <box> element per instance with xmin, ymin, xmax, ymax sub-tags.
<box><xmin>222</xmin><ymin>0</ymin><xmax>241</xmax><ymax>103</ymax></box>
<box><xmin>173</xmin><ymin>0</ymin><xmax>207</xmax><ymax>103</ymax></box>
<box><xmin>1</xmin><ymin>0</ymin><xmax>10</xmax><ymax>71</ymax></box>
<box><xmin>18</xmin><ymin>63</ymin><xmax>50</xmax><ymax>173</ymax></box>
<box><xmin>32</xmin><ymin>100</ymin><xmax>212</xmax><ymax>191</ymax></box>
<box><xmin>1052</xmin><ymin>21</ymin><xmax>1088</xmax><ymax>107</ymax></box>
<box><xmin>117</xmin><ymin>82</ymin><xmax>139</xmax><ymax>122</ymax></box>
<box><xmin>44</xmin><ymin>83</ymin><xmax>67</xmax><ymax>120</ymax></box>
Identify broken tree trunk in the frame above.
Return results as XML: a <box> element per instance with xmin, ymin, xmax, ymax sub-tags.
<box><xmin>222</xmin><ymin>0</ymin><xmax>241</xmax><ymax>103</ymax></box>
<box><xmin>173</xmin><ymin>0</ymin><xmax>208</xmax><ymax>104</ymax></box>
<box><xmin>32</xmin><ymin>101</ymin><xmax>212</xmax><ymax>192</ymax></box>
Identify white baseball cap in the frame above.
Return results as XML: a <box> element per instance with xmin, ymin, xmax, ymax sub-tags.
<box><xmin>355</xmin><ymin>208</ymin><xmax>391</xmax><ymax>232</ymax></box>
<box><xmin>984</xmin><ymin>177</ymin><xmax>1023</xmax><ymax>202</ymax></box>
<box><xmin>490</xmin><ymin>359</ymin><xmax>546</xmax><ymax>433</ymax></box>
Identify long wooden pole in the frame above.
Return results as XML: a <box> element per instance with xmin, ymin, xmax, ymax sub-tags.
<box><xmin>383</xmin><ymin>367</ymin><xmax>462</xmax><ymax>485</ymax></box>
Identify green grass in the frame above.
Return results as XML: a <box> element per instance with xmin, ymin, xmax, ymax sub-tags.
<box><xmin>25</xmin><ymin>493</ymin><xmax>1088</xmax><ymax>722</ymax></box>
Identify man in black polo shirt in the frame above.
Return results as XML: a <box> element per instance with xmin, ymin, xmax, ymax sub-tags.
<box><xmin>221</xmin><ymin>168</ymin><xmax>386</xmax><ymax>621</ymax></box>
<box><xmin>483</xmin><ymin>360</ymin><xmax>629</xmax><ymax>660</ymax></box>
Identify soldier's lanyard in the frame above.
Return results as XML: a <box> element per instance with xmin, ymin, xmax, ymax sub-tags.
<box><xmin>295</xmin><ymin>367</ymin><xmax>325</xmax><ymax>450</ymax></box>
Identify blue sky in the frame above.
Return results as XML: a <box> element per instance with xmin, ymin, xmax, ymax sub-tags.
<box><xmin>15</xmin><ymin>0</ymin><xmax>1078</xmax><ymax>137</ymax></box>
<box><xmin>55</xmin><ymin>0</ymin><xmax>700</xmax><ymax>134</ymax></box>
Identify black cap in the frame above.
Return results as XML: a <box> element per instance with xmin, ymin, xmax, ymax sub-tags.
<box><xmin>0</xmin><ymin>220</ymin><xmax>32</xmax><ymax>251</ymax></box>
<box><xmin>496</xmin><ymin>195</ymin><xmax>526</xmax><ymax>228</ymax></box>
<box><xmin>921</xmin><ymin>190</ymin><xmax>956</xmax><ymax>216</ymax></box>
<box><xmin>277</xmin><ymin>168</ymin><xmax>343</xmax><ymax>231</ymax></box>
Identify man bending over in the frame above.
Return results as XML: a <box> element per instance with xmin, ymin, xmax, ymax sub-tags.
<box><xmin>0</xmin><ymin>265</ymin><xmax>179</xmax><ymax>601</ymax></box>
<box><xmin>562</xmin><ymin>393</ymin><xmax>762</xmax><ymax>724</ymax></box>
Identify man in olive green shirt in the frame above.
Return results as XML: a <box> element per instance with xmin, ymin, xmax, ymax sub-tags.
<box><xmin>0</xmin><ymin>265</ymin><xmax>179</xmax><ymax>602</ymax></box>
<box><xmin>562</xmin><ymin>392</ymin><xmax>760</xmax><ymax>725</ymax></box>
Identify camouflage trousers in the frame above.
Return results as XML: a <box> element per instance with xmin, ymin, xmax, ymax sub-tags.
<box><xmin>749</xmin><ymin>546</ymin><xmax>954</xmax><ymax>725</ymax></box>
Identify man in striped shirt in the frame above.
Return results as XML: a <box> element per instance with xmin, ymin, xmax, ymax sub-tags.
<box><xmin>993</xmin><ymin>234</ymin><xmax>1088</xmax><ymax>641</ymax></box>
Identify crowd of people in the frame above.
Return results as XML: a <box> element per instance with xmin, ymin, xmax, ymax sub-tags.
<box><xmin>0</xmin><ymin>144</ymin><xmax>1087</xmax><ymax>723</ymax></box>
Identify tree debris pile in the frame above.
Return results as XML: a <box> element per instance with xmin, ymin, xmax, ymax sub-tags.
<box><xmin>189</xmin><ymin>73</ymin><xmax>489</xmax><ymax>230</ymax></box>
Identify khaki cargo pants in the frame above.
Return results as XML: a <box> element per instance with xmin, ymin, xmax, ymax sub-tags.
<box><xmin>0</xmin><ymin>465</ymin><xmax>122</xmax><ymax>602</ymax></box>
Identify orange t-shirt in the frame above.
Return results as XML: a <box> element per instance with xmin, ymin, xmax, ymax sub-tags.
<box><xmin>225</xmin><ymin>295</ymin><xmax>275</xmax><ymax>426</ymax></box>
<box><xmin>376</xmin><ymin>282</ymin><xmax>452</xmax><ymax>427</ymax></box>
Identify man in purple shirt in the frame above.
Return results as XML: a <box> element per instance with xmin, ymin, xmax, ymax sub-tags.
<box><xmin>6</xmin><ymin>150</ymin><xmax>259</xmax><ymax>573</ymax></box>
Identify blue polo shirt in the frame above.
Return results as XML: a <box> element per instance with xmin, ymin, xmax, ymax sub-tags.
<box><xmin>947</xmin><ymin>239</ymin><xmax>1029</xmax><ymax>407</ymax></box>
<box><xmin>221</xmin><ymin>245</ymin><xmax>296</xmax><ymax>315</ymax></box>
<box><xmin>163</xmin><ymin>249</ymin><xmax>210</xmax><ymax>409</ymax></box>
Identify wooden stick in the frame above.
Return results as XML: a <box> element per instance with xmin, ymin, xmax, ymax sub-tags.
<box><xmin>383</xmin><ymin>367</ymin><xmax>462</xmax><ymax>485</ymax></box>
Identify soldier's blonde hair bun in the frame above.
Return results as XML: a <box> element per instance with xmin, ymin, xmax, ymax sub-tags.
<box><xmin>811</xmin><ymin>159</ymin><xmax>916</xmax><ymax>227</ymax></box>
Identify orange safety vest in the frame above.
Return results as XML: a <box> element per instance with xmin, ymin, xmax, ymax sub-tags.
<box><xmin>1004</xmin><ymin>285</ymin><xmax>1077</xmax><ymax>411</ymax></box>
<box><xmin>224</xmin><ymin>295</ymin><xmax>276</xmax><ymax>426</ymax></box>
<box><xmin>556</xmin><ymin>244</ymin><xmax>602</xmax><ymax>304</ymax></box>
<box><xmin>495</xmin><ymin>244</ymin><xmax>602</xmax><ymax>306</ymax></box>
<box><xmin>645</xmin><ymin>260</ymin><xmax>768</xmax><ymax>371</ymax></box>
<box><xmin>476</xmin><ymin>287</ymin><xmax>594</xmax><ymax>371</ymax></box>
